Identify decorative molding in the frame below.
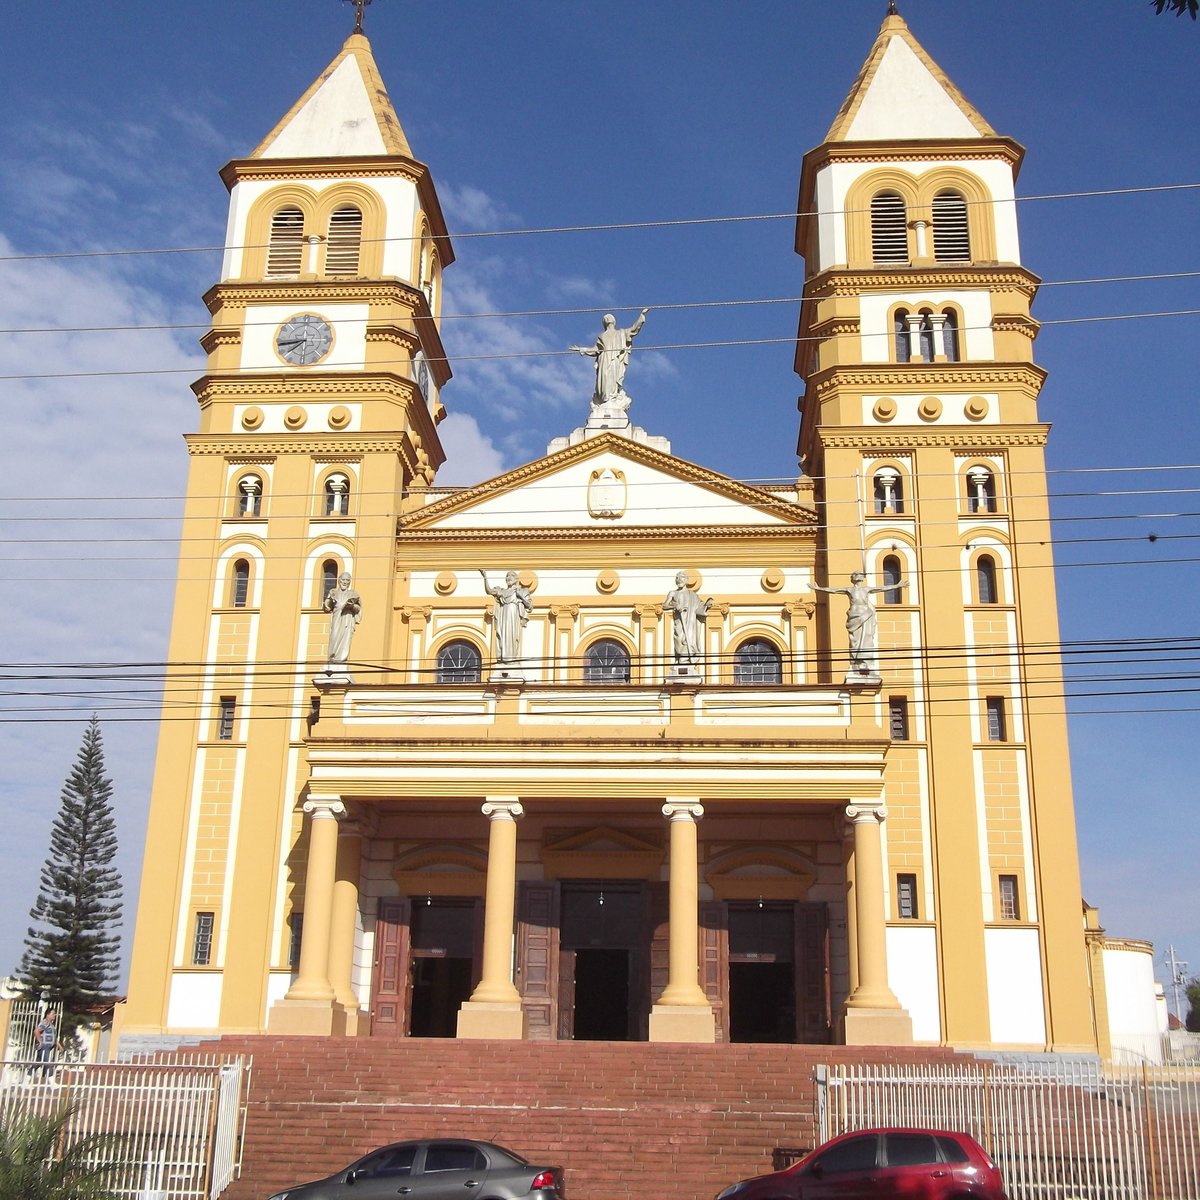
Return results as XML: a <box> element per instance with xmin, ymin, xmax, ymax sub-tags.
<box><xmin>395</xmin><ymin>524</ymin><xmax>821</xmax><ymax>544</ymax></box>
<box><xmin>192</xmin><ymin>371</ymin><xmax>421</xmax><ymax>403</ymax></box>
<box><xmin>806</xmin><ymin>265</ymin><xmax>1038</xmax><ymax>296</ymax></box>
<box><xmin>189</xmin><ymin>435</ymin><xmax>413</xmax><ymax>456</ymax></box>
<box><xmin>662</xmin><ymin>801</ymin><xmax>705</xmax><ymax>822</ymax></box>
<box><xmin>481</xmin><ymin>798</ymin><xmax>524</xmax><ymax>821</ymax></box>
<box><xmin>806</xmin><ymin>365</ymin><xmax>1046</xmax><ymax>399</ymax></box>
<box><xmin>818</xmin><ymin>427</ymin><xmax>1048</xmax><ymax>450</ymax></box>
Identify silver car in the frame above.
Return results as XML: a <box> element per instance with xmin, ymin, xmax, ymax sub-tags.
<box><xmin>268</xmin><ymin>1138</ymin><xmax>565</xmax><ymax>1200</ymax></box>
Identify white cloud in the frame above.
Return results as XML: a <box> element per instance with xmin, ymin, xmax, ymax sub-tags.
<box><xmin>434</xmin><ymin>413</ymin><xmax>508</xmax><ymax>487</ymax></box>
<box><xmin>439</xmin><ymin>182</ymin><xmax>521</xmax><ymax>233</ymax></box>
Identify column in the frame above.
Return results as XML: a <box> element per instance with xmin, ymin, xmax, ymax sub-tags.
<box><xmin>649</xmin><ymin>800</ymin><xmax>715</xmax><ymax>1043</ymax></box>
<box><xmin>268</xmin><ymin>795</ymin><xmax>345</xmax><ymax>1035</ymax></box>
<box><xmin>842</xmin><ymin>803</ymin><xmax>913</xmax><ymax>1045</ymax></box>
<box><xmin>328</xmin><ymin>815</ymin><xmax>368</xmax><ymax>1035</ymax></box>
<box><xmin>457</xmin><ymin>798</ymin><xmax>526</xmax><ymax>1040</ymax></box>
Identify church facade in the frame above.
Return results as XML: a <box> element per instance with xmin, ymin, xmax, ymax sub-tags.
<box><xmin>123</xmin><ymin>14</ymin><xmax>1099</xmax><ymax>1053</ymax></box>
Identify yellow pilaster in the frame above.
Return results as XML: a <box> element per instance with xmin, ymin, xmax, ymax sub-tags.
<box><xmin>328</xmin><ymin>819</ymin><xmax>365</xmax><ymax>1034</ymax></box>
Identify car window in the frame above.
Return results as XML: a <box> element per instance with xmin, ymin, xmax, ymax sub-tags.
<box><xmin>815</xmin><ymin>1135</ymin><xmax>877</xmax><ymax>1173</ymax></box>
<box><xmin>424</xmin><ymin>1144</ymin><xmax>486</xmax><ymax>1173</ymax></box>
<box><xmin>935</xmin><ymin>1136</ymin><xmax>972</xmax><ymax>1164</ymax></box>
<box><xmin>358</xmin><ymin>1145</ymin><xmax>417</xmax><ymax>1178</ymax></box>
<box><xmin>885</xmin><ymin>1133</ymin><xmax>940</xmax><ymax>1167</ymax></box>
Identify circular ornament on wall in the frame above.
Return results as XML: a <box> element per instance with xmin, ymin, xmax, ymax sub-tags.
<box><xmin>434</xmin><ymin>571</ymin><xmax>457</xmax><ymax>595</ymax></box>
<box><xmin>596</xmin><ymin>568</ymin><xmax>620</xmax><ymax>594</ymax></box>
<box><xmin>241</xmin><ymin>406</ymin><xmax>264</xmax><ymax>431</ymax></box>
<box><xmin>918</xmin><ymin>396</ymin><xmax>943</xmax><ymax>422</ymax></box>
<box><xmin>964</xmin><ymin>396</ymin><xmax>990</xmax><ymax>421</ymax></box>
<box><xmin>872</xmin><ymin>397</ymin><xmax>898</xmax><ymax>423</ymax></box>
<box><xmin>328</xmin><ymin>405</ymin><xmax>352</xmax><ymax>430</ymax></box>
<box><xmin>761</xmin><ymin>567</ymin><xmax>785</xmax><ymax>593</ymax></box>
<box><xmin>284</xmin><ymin>406</ymin><xmax>307</xmax><ymax>430</ymax></box>
<box><xmin>518</xmin><ymin>569</ymin><xmax>539</xmax><ymax>593</ymax></box>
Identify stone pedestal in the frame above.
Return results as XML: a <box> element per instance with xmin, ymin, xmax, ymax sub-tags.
<box><xmin>267</xmin><ymin>997</ymin><xmax>349</xmax><ymax>1036</ymax></box>
<box><xmin>456</xmin><ymin>1000</ymin><xmax>527</xmax><ymax>1040</ymax></box>
<box><xmin>842</xmin><ymin>1005</ymin><xmax>914</xmax><ymax>1046</ymax></box>
<box><xmin>666</xmin><ymin>664</ymin><xmax>703</xmax><ymax>684</ymax></box>
<box><xmin>315</xmin><ymin>670</ymin><xmax>354</xmax><ymax>687</ymax></box>
<box><xmin>649</xmin><ymin>1003</ymin><xmax>716</xmax><ymax>1044</ymax></box>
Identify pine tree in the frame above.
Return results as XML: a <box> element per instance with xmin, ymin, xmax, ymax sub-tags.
<box><xmin>20</xmin><ymin>717</ymin><xmax>123</xmax><ymax>1025</ymax></box>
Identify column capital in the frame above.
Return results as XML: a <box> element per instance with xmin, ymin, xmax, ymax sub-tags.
<box><xmin>481</xmin><ymin>798</ymin><xmax>524</xmax><ymax>821</ymax></box>
<box><xmin>303</xmin><ymin>795</ymin><xmax>347</xmax><ymax>820</ymax></box>
<box><xmin>662</xmin><ymin>800</ymin><xmax>704</xmax><ymax>822</ymax></box>
<box><xmin>845</xmin><ymin>802</ymin><xmax>887</xmax><ymax>826</ymax></box>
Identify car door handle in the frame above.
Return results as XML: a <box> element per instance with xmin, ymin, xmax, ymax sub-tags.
<box><xmin>396</xmin><ymin>1188</ymin><xmax>411</xmax><ymax>1194</ymax></box>
<box><xmin>465</xmin><ymin>1181</ymin><xmax>481</xmax><ymax>1188</ymax></box>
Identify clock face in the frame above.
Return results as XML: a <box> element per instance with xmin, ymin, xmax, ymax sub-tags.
<box><xmin>276</xmin><ymin>313</ymin><xmax>333</xmax><ymax>366</ymax></box>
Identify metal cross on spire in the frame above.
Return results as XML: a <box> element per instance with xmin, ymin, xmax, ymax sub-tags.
<box><xmin>344</xmin><ymin>0</ymin><xmax>374</xmax><ymax>35</ymax></box>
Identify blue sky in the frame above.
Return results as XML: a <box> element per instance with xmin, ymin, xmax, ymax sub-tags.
<box><xmin>1</xmin><ymin>1</ymin><xmax>1197</xmax><ymax>1015</ymax></box>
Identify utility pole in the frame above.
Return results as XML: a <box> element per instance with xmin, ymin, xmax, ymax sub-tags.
<box><xmin>1165</xmin><ymin>945</ymin><xmax>1189</xmax><ymax>1024</ymax></box>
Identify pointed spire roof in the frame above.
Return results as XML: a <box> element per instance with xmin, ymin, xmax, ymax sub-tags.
<box><xmin>250</xmin><ymin>33</ymin><xmax>413</xmax><ymax>159</ymax></box>
<box><xmin>825</xmin><ymin>12</ymin><xmax>995</xmax><ymax>143</ymax></box>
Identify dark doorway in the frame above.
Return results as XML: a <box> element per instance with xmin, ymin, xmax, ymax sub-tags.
<box><xmin>727</xmin><ymin>902</ymin><xmax>797</xmax><ymax>1044</ymax></box>
<box><xmin>408</xmin><ymin>899</ymin><xmax>477</xmax><ymax>1038</ymax></box>
<box><xmin>557</xmin><ymin>883</ymin><xmax>646</xmax><ymax>1040</ymax></box>
<box><xmin>729</xmin><ymin>961</ymin><xmax>796</xmax><ymax>1042</ymax></box>
<box><xmin>571</xmin><ymin>948</ymin><xmax>631</xmax><ymax>1040</ymax></box>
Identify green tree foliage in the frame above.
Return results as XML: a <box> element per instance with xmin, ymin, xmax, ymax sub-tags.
<box><xmin>1186</xmin><ymin>980</ymin><xmax>1200</xmax><ymax>1033</ymax></box>
<box><xmin>0</xmin><ymin>1104</ymin><xmax>122</xmax><ymax>1200</ymax></box>
<box><xmin>1152</xmin><ymin>0</ymin><xmax>1198</xmax><ymax>19</ymax></box>
<box><xmin>20</xmin><ymin>717</ymin><xmax>123</xmax><ymax>1029</ymax></box>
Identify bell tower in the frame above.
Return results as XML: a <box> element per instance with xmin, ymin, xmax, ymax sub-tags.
<box><xmin>124</xmin><ymin>29</ymin><xmax>454</xmax><ymax>1038</ymax></box>
<box><xmin>796</xmin><ymin>12</ymin><xmax>1094</xmax><ymax>1049</ymax></box>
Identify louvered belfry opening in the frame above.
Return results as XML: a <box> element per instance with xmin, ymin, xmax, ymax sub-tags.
<box><xmin>870</xmin><ymin>191</ymin><xmax>908</xmax><ymax>262</ymax></box>
<box><xmin>265</xmin><ymin>206</ymin><xmax>304</xmax><ymax>276</ymax></box>
<box><xmin>932</xmin><ymin>190</ymin><xmax>970</xmax><ymax>261</ymax></box>
<box><xmin>325</xmin><ymin>205</ymin><xmax>364</xmax><ymax>275</ymax></box>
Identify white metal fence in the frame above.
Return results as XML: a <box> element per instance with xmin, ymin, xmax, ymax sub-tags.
<box><xmin>0</xmin><ymin>1054</ymin><xmax>250</xmax><ymax>1200</ymax></box>
<box><xmin>817</xmin><ymin>1059</ymin><xmax>1200</xmax><ymax>1200</ymax></box>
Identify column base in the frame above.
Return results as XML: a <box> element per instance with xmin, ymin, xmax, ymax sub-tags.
<box><xmin>267</xmin><ymin>997</ymin><xmax>349</xmax><ymax>1036</ymax></box>
<box><xmin>456</xmin><ymin>1000</ymin><xmax>527</xmax><ymax>1040</ymax></box>
<box><xmin>841</xmin><ymin>1004</ymin><xmax>914</xmax><ymax>1046</ymax></box>
<box><xmin>649</xmin><ymin>1003</ymin><xmax>716</xmax><ymax>1043</ymax></box>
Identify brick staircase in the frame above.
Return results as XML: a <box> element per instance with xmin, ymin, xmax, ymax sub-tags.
<box><xmin>213</xmin><ymin>1037</ymin><xmax>969</xmax><ymax>1200</ymax></box>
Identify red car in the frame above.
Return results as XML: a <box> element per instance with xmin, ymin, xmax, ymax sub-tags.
<box><xmin>716</xmin><ymin>1128</ymin><xmax>1008</xmax><ymax>1200</ymax></box>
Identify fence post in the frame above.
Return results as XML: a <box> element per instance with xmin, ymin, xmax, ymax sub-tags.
<box><xmin>1142</xmin><ymin>1063</ymin><xmax>1160</xmax><ymax>1200</ymax></box>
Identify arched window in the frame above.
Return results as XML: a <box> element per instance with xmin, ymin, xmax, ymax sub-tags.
<box><xmin>918</xmin><ymin>311</ymin><xmax>935</xmax><ymax>362</ymax></box>
<box><xmin>976</xmin><ymin>554</ymin><xmax>999</xmax><ymax>604</ymax></box>
<box><xmin>325</xmin><ymin>205</ymin><xmax>363</xmax><ymax>276</ymax></box>
<box><xmin>942</xmin><ymin>309</ymin><xmax>961</xmax><ymax>362</ymax></box>
<box><xmin>967</xmin><ymin>467</ymin><xmax>997</xmax><ymax>514</ymax></box>
<box><xmin>893</xmin><ymin>308</ymin><xmax>911</xmax><ymax>362</ymax></box>
<box><xmin>237</xmin><ymin>475</ymin><xmax>262</xmax><ymax>517</ymax></box>
<box><xmin>882</xmin><ymin>555</ymin><xmax>905</xmax><ymax>605</ymax></box>
<box><xmin>232</xmin><ymin>559</ymin><xmax>250</xmax><ymax>608</ymax></box>
<box><xmin>321</xmin><ymin>559</ymin><xmax>340</xmax><ymax>603</ymax></box>
<box><xmin>324</xmin><ymin>474</ymin><xmax>350</xmax><ymax>516</ymax></box>
<box><xmin>932</xmin><ymin>190</ymin><xmax>970</xmax><ymax>262</ymax></box>
<box><xmin>873</xmin><ymin>468</ymin><xmax>903</xmax><ymax>515</ymax></box>
<box><xmin>583</xmin><ymin>639</ymin><xmax>631</xmax><ymax>684</ymax></box>
<box><xmin>871</xmin><ymin>192</ymin><xmax>908</xmax><ymax>262</ymax></box>
<box><xmin>436</xmin><ymin>641</ymin><xmax>482</xmax><ymax>684</ymax></box>
<box><xmin>734</xmin><ymin>639</ymin><xmax>782</xmax><ymax>685</ymax></box>
<box><xmin>266</xmin><ymin>206</ymin><xmax>304</xmax><ymax>276</ymax></box>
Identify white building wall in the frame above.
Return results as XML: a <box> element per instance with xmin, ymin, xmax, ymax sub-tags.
<box><xmin>1103</xmin><ymin>942</ymin><xmax>1163</xmax><ymax>1064</ymax></box>
<box><xmin>985</xmin><ymin>927</ymin><xmax>1046</xmax><ymax>1045</ymax></box>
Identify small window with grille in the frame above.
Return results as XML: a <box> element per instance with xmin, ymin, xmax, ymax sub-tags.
<box><xmin>325</xmin><ymin>206</ymin><xmax>363</xmax><ymax>276</ymax></box>
<box><xmin>436</xmin><ymin>641</ymin><xmax>482</xmax><ymax>685</ymax></box>
<box><xmin>231</xmin><ymin>560</ymin><xmax>250</xmax><ymax>608</ymax></box>
<box><xmin>896</xmin><ymin>874</ymin><xmax>919</xmax><ymax>920</ymax></box>
<box><xmin>192</xmin><ymin>912</ymin><xmax>215</xmax><ymax>966</ymax></box>
<box><xmin>977</xmin><ymin>554</ymin><xmax>999</xmax><ymax>604</ymax></box>
<box><xmin>985</xmin><ymin>696</ymin><xmax>1007</xmax><ymax>742</ymax></box>
<box><xmin>324</xmin><ymin>473</ymin><xmax>350</xmax><ymax>516</ymax></box>
<box><xmin>871</xmin><ymin>192</ymin><xmax>908</xmax><ymax>262</ymax></box>
<box><xmin>266</xmin><ymin>206</ymin><xmax>304</xmax><ymax>276</ymax></box>
<box><xmin>998</xmin><ymin>874</ymin><xmax>1020</xmax><ymax>921</ymax></box>
<box><xmin>584</xmin><ymin>639</ymin><xmax>632</xmax><ymax>684</ymax></box>
<box><xmin>888</xmin><ymin>696</ymin><xmax>910</xmax><ymax>740</ymax></box>
<box><xmin>882</xmin><ymin>555</ymin><xmax>905</xmax><ymax>605</ymax></box>
<box><xmin>734</xmin><ymin>639</ymin><xmax>782</xmax><ymax>685</ymax></box>
<box><xmin>321</xmin><ymin>560</ymin><xmax>340</xmax><ymax>603</ymax></box>
<box><xmin>218</xmin><ymin>696</ymin><xmax>236</xmax><ymax>741</ymax></box>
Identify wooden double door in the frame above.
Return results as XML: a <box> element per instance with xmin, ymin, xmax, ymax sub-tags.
<box><xmin>515</xmin><ymin>881</ymin><xmax>831</xmax><ymax>1044</ymax></box>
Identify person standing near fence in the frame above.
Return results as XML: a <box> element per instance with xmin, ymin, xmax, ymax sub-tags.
<box><xmin>33</xmin><ymin>1009</ymin><xmax>58</xmax><ymax>1079</ymax></box>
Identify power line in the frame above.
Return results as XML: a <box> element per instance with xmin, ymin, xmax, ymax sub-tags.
<box><xmin>2</xmin><ymin>181</ymin><xmax>1198</xmax><ymax>265</ymax></box>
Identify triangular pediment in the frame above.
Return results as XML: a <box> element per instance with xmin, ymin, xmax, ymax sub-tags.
<box><xmin>251</xmin><ymin>34</ymin><xmax>413</xmax><ymax>159</ymax></box>
<box><xmin>545</xmin><ymin>827</ymin><xmax>663</xmax><ymax>856</ymax></box>
<box><xmin>826</xmin><ymin>14</ymin><xmax>995</xmax><ymax>143</ymax></box>
<box><xmin>402</xmin><ymin>435</ymin><xmax>817</xmax><ymax>533</ymax></box>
